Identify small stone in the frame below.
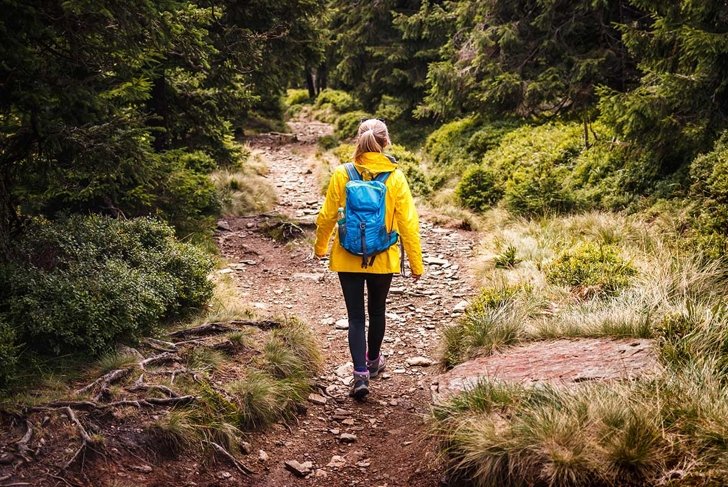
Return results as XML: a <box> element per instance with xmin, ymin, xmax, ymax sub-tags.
<box><xmin>217</xmin><ymin>471</ymin><xmax>232</xmax><ymax>480</ymax></box>
<box><xmin>285</xmin><ymin>460</ymin><xmax>314</xmax><ymax>477</ymax></box>
<box><xmin>218</xmin><ymin>268</ymin><xmax>233</xmax><ymax>274</ymax></box>
<box><xmin>240</xmin><ymin>441</ymin><xmax>252</xmax><ymax>454</ymax></box>
<box><xmin>335</xmin><ymin>363</ymin><xmax>353</xmax><ymax>378</ymax></box>
<box><xmin>130</xmin><ymin>465</ymin><xmax>153</xmax><ymax>473</ymax></box>
<box><xmin>356</xmin><ymin>459</ymin><xmax>371</xmax><ymax>468</ymax></box>
<box><xmin>393</xmin><ymin>368</ymin><xmax>406</xmax><ymax>374</ymax></box>
<box><xmin>259</xmin><ymin>450</ymin><xmax>269</xmax><ymax>461</ymax></box>
<box><xmin>424</xmin><ymin>256</ymin><xmax>449</xmax><ymax>266</ymax></box>
<box><xmin>406</xmin><ymin>356</ymin><xmax>434</xmax><ymax>367</ymax></box>
<box><xmin>389</xmin><ymin>400</ymin><xmax>399</xmax><ymax>406</ymax></box>
<box><xmin>335</xmin><ymin>318</ymin><xmax>349</xmax><ymax>330</ymax></box>
<box><xmin>339</xmin><ymin>433</ymin><xmax>357</xmax><ymax>443</ymax></box>
<box><xmin>320</xmin><ymin>317</ymin><xmax>335</xmax><ymax>326</ymax></box>
<box><xmin>327</xmin><ymin>455</ymin><xmax>346</xmax><ymax>468</ymax></box>
<box><xmin>314</xmin><ymin>469</ymin><xmax>329</xmax><ymax>478</ymax></box>
<box><xmin>329</xmin><ymin>428</ymin><xmax>340</xmax><ymax>435</ymax></box>
<box><xmin>217</xmin><ymin>220</ymin><xmax>231</xmax><ymax>231</ymax></box>
<box><xmin>246</xmin><ymin>222</ymin><xmax>255</xmax><ymax>229</ymax></box>
<box><xmin>342</xmin><ymin>418</ymin><xmax>355</xmax><ymax>426</ymax></box>
<box><xmin>453</xmin><ymin>300</ymin><xmax>469</xmax><ymax>312</ymax></box>
<box><xmin>390</xmin><ymin>286</ymin><xmax>405</xmax><ymax>294</ymax></box>
<box><xmin>308</xmin><ymin>393</ymin><xmax>327</xmax><ymax>405</ymax></box>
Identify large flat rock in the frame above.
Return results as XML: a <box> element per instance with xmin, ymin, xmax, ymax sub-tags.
<box><xmin>431</xmin><ymin>338</ymin><xmax>659</xmax><ymax>403</ymax></box>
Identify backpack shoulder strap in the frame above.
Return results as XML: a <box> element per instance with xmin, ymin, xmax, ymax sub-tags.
<box><xmin>344</xmin><ymin>163</ymin><xmax>361</xmax><ymax>181</ymax></box>
<box><xmin>374</xmin><ymin>171</ymin><xmax>392</xmax><ymax>184</ymax></box>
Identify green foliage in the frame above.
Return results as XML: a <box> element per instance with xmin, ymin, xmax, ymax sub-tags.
<box><xmin>285</xmin><ymin>89</ymin><xmax>312</xmax><ymax>107</ymax></box>
<box><xmin>455</xmin><ymin>166</ymin><xmax>502</xmax><ymax>212</ymax></box>
<box><xmin>1</xmin><ymin>216</ymin><xmax>213</xmax><ymax>357</ymax></box>
<box><xmin>315</xmin><ymin>89</ymin><xmax>360</xmax><ymax>114</ymax></box>
<box><xmin>0</xmin><ymin>319</ymin><xmax>18</xmax><ymax>387</ymax></box>
<box><xmin>327</xmin><ymin>0</ymin><xmax>449</xmax><ymax>121</ymax></box>
<box><xmin>228</xmin><ymin>370</ymin><xmax>310</xmax><ymax>429</ymax></box>
<box><xmin>317</xmin><ymin>135</ymin><xmax>340</xmax><ymax>150</ymax></box>
<box><xmin>388</xmin><ymin>145</ymin><xmax>431</xmax><ymax>196</ymax></box>
<box><xmin>425</xmin><ymin>117</ymin><xmax>517</xmax><ymax>169</ymax></box>
<box><xmin>494</xmin><ymin>245</ymin><xmax>521</xmax><ymax>269</ymax></box>
<box><xmin>690</xmin><ymin>132</ymin><xmax>728</xmax><ymax>258</ymax></box>
<box><xmin>419</xmin><ymin>1</ymin><xmax>638</xmax><ymax>119</ymax></box>
<box><xmin>599</xmin><ymin>1</ymin><xmax>728</xmax><ymax>172</ymax></box>
<box><xmin>546</xmin><ymin>242</ymin><xmax>636</xmax><ymax>296</ymax></box>
<box><xmin>332</xmin><ymin>143</ymin><xmax>355</xmax><ymax>163</ymax></box>
<box><xmin>334</xmin><ymin>111</ymin><xmax>372</xmax><ymax>139</ymax></box>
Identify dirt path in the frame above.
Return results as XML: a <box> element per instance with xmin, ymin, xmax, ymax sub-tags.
<box><xmin>217</xmin><ymin>119</ymin><xmax>477</xmax><ymax>486</ymax></box>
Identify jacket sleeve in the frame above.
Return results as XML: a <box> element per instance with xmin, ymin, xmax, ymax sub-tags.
<box><xmin>314</xmin><ymin>168</ymin><xmax>344</xmax><ymax>256</ymax></box>
<box><xmin>393</xmin><ymin>171</ymin><xmax>425</xmax><ymax>276</ymax></box>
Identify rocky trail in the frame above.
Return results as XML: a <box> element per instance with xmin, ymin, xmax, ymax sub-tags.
<box><xmin>215</xmin><ymin>119</ymin><xmax>478</xmax><ymax>486</ymax></box>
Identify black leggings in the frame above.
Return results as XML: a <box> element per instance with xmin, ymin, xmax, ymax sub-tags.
<box><xmin>338</xmin><ymin>272</ymin><xmax>393</xmax><ymax>372</ymax></box>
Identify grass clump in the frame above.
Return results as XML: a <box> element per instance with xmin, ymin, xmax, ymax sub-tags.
<box><xmin>228</xmin><ymin>370</ymin><xmax>309</xmax><ymax>429</ymax></box>
<box><xmin>211</xmin><ymin>150</ymin><xmax>276</xmax><ymax>216</ymax></box>
<box><xmin>441</xmin><ymin>286</ymin><xmax>532</xmax><ymax>368</ymax></box>
<box><xmin>546</xmin><ymin>242</ymin><xmax>636</xmax><ymax>297</ymax></box>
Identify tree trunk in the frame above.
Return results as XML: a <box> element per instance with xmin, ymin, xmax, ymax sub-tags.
<box><xmin>316</xmin><ymin>63</ymin><xmax>328</xmax><ymax>94</ymax></box>
<box><xmin>305</xmin><ymin>68</ymin><xmax>316</xmax><ymax>99</ymax></box>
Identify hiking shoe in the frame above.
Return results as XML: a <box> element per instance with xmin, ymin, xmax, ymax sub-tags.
<box><xmin>366</xmin><ymin>354</ymin><xmax>386</xmax><ymax>379</ymax></box>
<box><xmin>349</xmin><ymin>371</ymin><xmax>370</xmax><ymax>401</ymax></box>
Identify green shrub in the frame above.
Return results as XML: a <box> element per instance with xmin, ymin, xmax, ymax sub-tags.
<box><xmin>690</xmin><ymin>131</ymin><xmax>728</xmax><ymax>258</ymax></box>
<box><xmin>317</xmin><ymin>134</ymin><xmax>339</xmax><ymax>150</ymax></box>
<box><xmin>0</xmin><ymin>319</ymin><xmax>18</xmax><ymax>387</ymax></box>
<box><xmin>504</xmin><ymin>164</ymin><xmax>576</xmax><ymax>216</ymax></box>
<box><xmin>332</xmin><ymin>143</ymin><xmax>354</xmax><ymax>163</ymax></box>
<box><xmin>425</xmin><ymin>117</ymin><xmax>518</xmax><ymax>169</ymax></box>
<box><xmin>284</xmin><ymin>89</ymin><xmax>311</xmax><ymax>107</ymax></box>
<box><xmin>388</xmin><ymin>145</ymin><xmax>430</xmax><ymax>196</ymax></box>
<box><xmin>334</xmin><ymin>110</ymin><xmax>372</xmax><ymax>139</ymax></box>
<box><xmin>315</xmin><ymin>89</ymin><xmax>360</xmax><ymax>114</ymax></box>
<box><xmin>494</xmin><ymin>245</ymin><xmax>521</xmax><ymax>269</ymax></box>
<box><xmin>2</xmin><ymin>216</ymin><xmax>213</xmax><ymax>356</ymax></box>
<box><xmin>545</xmin><ymin>241</ymin><xmax>636</xmax><ymax>296</ymax></box>
<box><xmin>455</xmin><ymin>166</ymin><xmax>503</xmax><ymax>211</ymax></box>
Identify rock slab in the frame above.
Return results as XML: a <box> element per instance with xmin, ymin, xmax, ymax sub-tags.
<box><xmin>432</xmin><ymin>338</ymin><xmax>660</xmax><ymax>403</ymax></box>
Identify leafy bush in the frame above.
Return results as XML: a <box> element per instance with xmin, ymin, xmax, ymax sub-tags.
<box><xmin>545</xmin><ymin>241</ymin><xmax>636</xmax><ymax>296</ymax></box>
<box><xmin>315</xmin><ymin>89</ymin><xmax>360</xmax><ymax>114</ymax></box>
<box><xmin>332</xmin><ymin>143</ymin><xmax>355</xmax><ymax>163</ymax></box>
<box><xmin>456</xmin><ymin>166</ymin><xmax>502</xmax><ymax>211</ymax></box>
<box><xmin>388</xmin><ymin>145</ymin><xmax>430</xmax><ymax>196</ymax></box>
<box><xmin>425</xmin><ymin>117</ymin><xmax>518</xmax><ymax>168</ymax></box>
<box><xmin>2</xmin><ymin>216</ymin><xmax>213</xmax><ymax>356</ymax></box>
<box><xmin>690</xmin><ymin>131</ymin><xmax>728</xmax><ymax>258</ymax></box>
<box><xmin>284</xmin><ymin>89</ymin><xmax>311</xmax><ymax>107</ymax></box>
<box><xmin>334</xmin><ymin>110</ymin><xmax>372</xmax><ymax>139</ymax></box>
<box><xmin>0</xmin><ymin>319</ymin><xmax>18</xmax><ymax>387</ymax></box>
<box><xmin>504</xmin><ymin>163</ymin><xmax>576</xmax><ymax>216</ymax></box>
<box><xmin>317</xmin><ymin>134</ymin><xmax>339</xmax><ymax>150</ymax></box>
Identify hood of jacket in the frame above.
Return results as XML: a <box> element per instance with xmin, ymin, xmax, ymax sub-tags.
<box><xmin>353</xmin><ymin>152</ymin><xmax>397</xmax><ymax>175</ymax></box>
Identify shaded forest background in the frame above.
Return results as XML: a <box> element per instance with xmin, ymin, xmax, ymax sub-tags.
<box><xmin>1</xmin><ymin>0</ymin><xmax>727</xmax><ymax>387</ymax></box>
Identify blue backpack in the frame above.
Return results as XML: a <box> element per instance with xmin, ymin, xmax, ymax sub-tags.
<box><xmin>338</xmin><ymin>163</ymin><xmax>399</xmax><ymax>268</ymax></box>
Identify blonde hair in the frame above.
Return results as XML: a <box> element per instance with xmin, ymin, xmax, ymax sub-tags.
<box><xmin>354</xmin><ymin>119</ymin><xmax>390</xmax><ymax>162</ymax></box>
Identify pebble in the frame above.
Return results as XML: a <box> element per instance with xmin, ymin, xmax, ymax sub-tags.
<box><xmin>406</xmin><ymin>356</ymin><xmax>434</xmax><ymax>367</ymax></box>
<box><xmin>335</xmin><ymin>318</ymin><xmax>349</xmax><ymax>330</ymax></box>
<box><xmin>259</xmin><ymin>450</ymin><xmax>269</xmax><ymax>461</ymax></box>
<box><xmin>308</xmin><ymin>393</ymin><xmax>327</xmax><ymax>405</ymax></box>
<box><xmin>327</xmin><ymin>455</ymin><xmax>346</xmax><ymax>468</ymax></box>
<box><xmin>453</xmin><ymin>300</ymin><xmax>469</xmax><ymax>312</ymax></box>
<box><xmin>339</xmin><ymin>433</ymin><xmax>357</xmax><ymax>443</ymax></box>
<box><xmin>285</xmin><ymin>460</ymin><xmax>314</xmax><ymax>477</ymax></box>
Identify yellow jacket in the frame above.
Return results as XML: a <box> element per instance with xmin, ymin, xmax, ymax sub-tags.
<box><xmin>314</xmin><ymin>152</ymin><xmax>424</xmax><ymax>275</ymax></box>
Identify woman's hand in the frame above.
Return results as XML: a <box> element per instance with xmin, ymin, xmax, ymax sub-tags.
<box><xmin>411</xmin><ymin>273</ymin><xmax>421</xmax><ymax>282</ymax></box>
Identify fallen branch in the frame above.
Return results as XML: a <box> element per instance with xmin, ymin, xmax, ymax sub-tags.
<box><xmin>76</xmin><ymin>368</ymin><xmax>132</xmax><ymax>396</ymax></box>
<box><xmin>207</xmin><ymin>441</ymin><xmax>254</xmax><ymax>475</ymax></box>
<box><xmin>62</xmin><ymin>406</ymin><xmax>96</xmax><ymax>470</ymax></box>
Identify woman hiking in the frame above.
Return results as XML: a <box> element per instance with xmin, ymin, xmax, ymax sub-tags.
<box><xmin>314</xmin><ymin>118</ymin><xmax>424</xmax><ymax>400</ymax></box>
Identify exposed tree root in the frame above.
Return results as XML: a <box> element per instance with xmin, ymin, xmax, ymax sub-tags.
<box><xmin>75</xmin><ymin>368</ymin><xmax>132</xmax><ymax>397</ymax></box>
<box><xmin>35</xmin><ymin>395</ymin><xmax>196</xmax><ymax>412</ymax></box>
<box><xmin>143</xmin><ymin>338</ymin><xmax>177</xmax><ymax>353</ymax></box>
<box><xmin>169</xmin><ymin>319</ymin><xmax>281</xmax><ymax>339</ymax></box>
<box><xmin>139</xmin><ymin>352</ymin><xmax>180</xmax><ymax>370</ymax></box>
<box><xmin>62</xmin><ymin>407</ymin><xmax>96</xmax><ymax>470</ymax></box>
<box><xmin>14</xmin><ymin>419</ymin><xmax>34</xmax><ymax>462</ymax></box>
<box><xmin>127</xmin><ymin>374</ymin><xmax>179</xmax><ymax>397</ymax></box>
<box><xmin>207</xmin><ymin>441</ymin><xmax>254</xmax><ymax>475</ymax></box>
